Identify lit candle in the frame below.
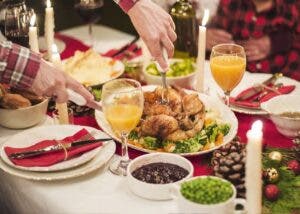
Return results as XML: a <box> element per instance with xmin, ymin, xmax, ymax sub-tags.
<box><xmin>195</xmin><ymin>9</ymin><xmax>209</xmax><ymax>92</ymax></box>
<box><xmin>29</xmin><ymin>13</ymin><xmax>39</xmax><ymax>53</ymax></box>
<box><xmin>246</xmin><ymin>120</ymin><xmax>263</xmax><ymax>214</ymax></box>
<box><xmin>45</xmin><ymin>0</ymin><xmax>55</xmax><ymax>61</ymax></box>
<box><xmin>51</xmin><ymin>44</ymin><xmax>69</xmax><ymax>125</ymax></box>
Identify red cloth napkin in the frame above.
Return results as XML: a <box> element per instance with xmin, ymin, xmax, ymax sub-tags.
<box><xmin>55</xmin><ymin>33</ymin><xmax>90</xmax><ymax>60</ymax></box>
<box><xmin>102</xmin><ymin>43</ymin><xmax>142</xmax><ymax>60</ymax></box>
<box><xmin>54</xmin><ymin>33</ymin><xmax>142</xmax><ymax>61</ymax></box>
<box><xmin>4</xmin><ymin>129</ymin><xmax>103</xmax><ymax>167</ymax></box>
<box><xmin>230</xmin><ymin>85</ymin><xmax>295</xmax><ymax>109</ymax></box>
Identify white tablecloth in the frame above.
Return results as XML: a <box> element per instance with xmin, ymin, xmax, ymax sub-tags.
<box><xmin>0</xmin><ymin>25</ymin><xmax>182</xmax><ymax>214</ymax></box>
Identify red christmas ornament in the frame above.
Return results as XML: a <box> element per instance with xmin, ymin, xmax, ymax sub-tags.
<box><xmin>264</xmin><ymin>184</ymin><xmax>280</xmax><ymax>201</ymax></box>
<box><xmin>287</xmin><ymin>160</ymin><xmax>300</xmax><ymax>175</ymax></box>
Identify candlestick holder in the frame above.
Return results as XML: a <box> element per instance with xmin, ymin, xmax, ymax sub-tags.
<box><xmin>52</xmin><ymin>107</ymin><xmax>74</xmax><ymax>125</ymax></box>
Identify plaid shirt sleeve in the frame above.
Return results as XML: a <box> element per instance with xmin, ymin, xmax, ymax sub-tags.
<box><xmin>0</xmin><ymin>41</ymin><xmax>41</xmax><ymax>89</ymax></box>
<box><xmin>113</xmin><ymin>0</ymin><xmax>139</xmax><ymax>13</ymax></box>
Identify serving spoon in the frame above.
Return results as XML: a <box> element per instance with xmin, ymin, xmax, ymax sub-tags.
<box><xmin>156</xmin><ymin>48</ymin><xmax>169</xmax><ymax>104</ymax></box>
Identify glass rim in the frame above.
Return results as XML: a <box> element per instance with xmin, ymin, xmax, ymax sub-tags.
<box><xmin>102</xmin><ymin>78</ymin><xmax>142</xmax><ymax>94</ymax></box>
<box><xmin>211</xmin><ymin>43</ymin><xmax>245</xmax><ymax>55</ymax></box>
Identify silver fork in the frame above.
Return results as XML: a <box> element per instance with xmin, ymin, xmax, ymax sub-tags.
<box><xmin>254</xmin><ymin>83</ymin><xmax>283</xmax><ymax>102</ymax></box>
<box><xmin>157</xmin><ymin>48</ymin><xmax>169</xmax><ymax>104</ymax></box>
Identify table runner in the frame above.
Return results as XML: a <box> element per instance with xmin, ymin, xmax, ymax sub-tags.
<box><xmin>56</xmin><ymin>33</ymin><xmax>294</xmax><ymax>176</ymax></box>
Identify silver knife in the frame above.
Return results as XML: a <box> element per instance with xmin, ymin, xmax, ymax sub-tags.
<box><xmin>8</xmin><ymin>138</ymin><xmax>112</xmax><ymax>159</ymax></box>
<box><xmin>235</xmin><ymin>73</ymin><xmax>282</xmax><ymax>101</ymax></box>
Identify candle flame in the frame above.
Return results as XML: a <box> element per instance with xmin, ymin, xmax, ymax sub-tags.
<box><xmin>251</xmin><ymin>120</ymin><xmax>263</xmax><ymax>133</ymax></box>
<box><xmin>201</xmin><ymin>9</ymin><xmax>209</xmax><ymax>26</ymax></box>
<box><xmin>46</xmin><ymin>0</ymin><xmax>51</xmax><ymax>8</ymax></box>
<box><xmin>52</xmin><ymin>44</ymin><xmax>58</xmax><ymax>54</ymax></box>
<box><xmin>30</xmin><ymin>14</ymin><xmax>36</xmax><ymax>27</ymax></box>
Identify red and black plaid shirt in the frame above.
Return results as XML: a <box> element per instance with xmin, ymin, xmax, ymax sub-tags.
<box><xmin>0</xmin><ymin>41</ymin><xmax>40</xmax><ymax>88</ymax></box>
<box><xmin>209</xmin><ymin>0</ymin><xmax>300</xmax><ymax>81</ymax></box>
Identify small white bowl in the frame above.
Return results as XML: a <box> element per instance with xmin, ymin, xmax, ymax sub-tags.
<box><xmin>127</xmin><ymin>153</ymin><xmax>194</xmax><ymax>200</ymax></box>
<box><xmin>0</xmin><ymin>99</ymin><xmax>49</xmax><ymax>129</ymax></box>
<box><xmin>175</xmin><ymin>176</ymin><xmax>246</xmax><ymax>214</ymax></box>
<box><xmin>143</xmin><ymin>59</ymin><xmax>198</xmax><ymax>88</ymax></box>
<box><xmin>261</xmin><ymin>95</ymin><xmax>300</xmax><ymax>138</ymax></box>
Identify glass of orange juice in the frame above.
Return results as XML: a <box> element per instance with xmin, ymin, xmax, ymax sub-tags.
<box><xmin>102</xmin><ymin>78</ymin><xmax>144</xmax><ymax>176</ymax></box>
<box><xmin>210</xmin><ymin>44</ymin><xmax>246</xmax><ymax>106</ymax></box>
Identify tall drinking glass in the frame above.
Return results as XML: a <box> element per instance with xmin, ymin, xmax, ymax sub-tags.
<box><xmin>74</xmin><ymin>0</ymin><xmax>103</xmax><ymax>47</ymax></box>
<box><xmin>210</xmin><ymin>44</ymin><xmax>246</xmax><ymax>106</ymax></box>
<box><xmin>102</xmin><ymin>79</ymin><xmax>144</xmax><ymax>176</ymax></box>
<box><xmin>5</xmin><ymin>7</ymin><xmax>34</xmax><ymax>48</ymax></box>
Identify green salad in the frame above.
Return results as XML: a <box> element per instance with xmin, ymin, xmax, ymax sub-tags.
<box><xmin>146</xmin><ymin>58</ymin><xmax>195</xmax><ymax>77</ymax></box>
<box><xmin>128</xmin><ymin>123</ymin><xmax>230</xmax><ymax>154</ymax></box>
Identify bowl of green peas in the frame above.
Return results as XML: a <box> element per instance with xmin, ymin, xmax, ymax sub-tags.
<box><xmin>176</xmin><ymin>176</ymin><xmax>246</xmax><ymax>214</ymax></box>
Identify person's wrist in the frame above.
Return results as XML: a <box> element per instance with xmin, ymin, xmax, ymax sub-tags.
<box><xmin>117</xmin><ymin>0</ymin><xmax>141</xmax><ymax>14</ymax></box>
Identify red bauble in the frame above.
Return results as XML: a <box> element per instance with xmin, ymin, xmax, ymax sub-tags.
<box><xmin>287</xmin><ymin>160</ymin><xmax>300</xmax><ymax>175</ymax></box>
<box><xmin>264</xmin><ymin>184</ymin><xmax>280</xmax><ymax>201</ymax></box>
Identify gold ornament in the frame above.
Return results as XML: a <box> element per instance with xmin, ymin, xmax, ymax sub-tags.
<box><xmin>266</xmin><ymin>168</ymin><xmax>279</xmax><ymax>183</ymax></box>
<box><xmin>268</xmin><ymin>151</ymin><xmax>282</xmax><ymax>163</ymax></box>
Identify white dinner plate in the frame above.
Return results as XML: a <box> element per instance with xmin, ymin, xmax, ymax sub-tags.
<box><xmin>95</xmin><ymin>85</ymin><xmax>238</xmax><ymax>157</ymax></box>
<box><xmin>230</xmin><ymin>73</ymin><xmax>300</xmax><ymax>115</ymax></box>
<box><xmin>0</xmin><ymin>125</ymin><xmax>113</xmax><ymax>172</ymax></box>
<box><xmin>0</xmin><ymin>126</ymin><xmax>116</xmax><ymax>181</ymax></box>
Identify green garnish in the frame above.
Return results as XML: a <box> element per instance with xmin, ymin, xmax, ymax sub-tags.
<box><xmin>146</xmin><ymin>59</ymin><xmax>195</xmax><ymax>77</ymax></box>
<box><xmin>91</xmin><ymin>88</ymin><xmax>102</xmax><ymax>101</ymax></box>
<box><xmin>141</xmin><ymin>136</ymin><xmax>161</xmax><ymax>150</ymax></box>
<box><xmin>181</xmin><ymin>177</ymin><xmax>233</xmax><ymax>204</ymax></box>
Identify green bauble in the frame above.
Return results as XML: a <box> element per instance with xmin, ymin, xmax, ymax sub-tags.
<box><xmin>265</xmin><ymin>168</ymin><xmax>279</xmax><ymax>183</ymax></box>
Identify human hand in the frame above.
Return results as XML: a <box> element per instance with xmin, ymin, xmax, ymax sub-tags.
<box><xmin>128</xmin><ymin>0</ymin><xmax>177</xmax><ymax>70</ymax></box>
<box><xmin>206</xmin><ymin>28</ymin><xmax>234</xmax><ymax>50</ymax></box>
<box><xmin>30</xmin><ymin>60</ymin><xmax>99</xmax><ymax>109</ymax></box>
<box><xmin>242</xmin><ymin>36</ymin><xmax>271</xmax><ymax>62</ymax></box>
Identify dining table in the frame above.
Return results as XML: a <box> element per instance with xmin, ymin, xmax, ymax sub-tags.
<box><xmin>0</xmin><ymin>25</ymin><xmax>297</xmax><ymax>214</ymax></box>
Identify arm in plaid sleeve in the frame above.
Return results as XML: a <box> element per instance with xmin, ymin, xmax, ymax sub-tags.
<box><xmin>113</xmin><ymin>0</ymin><xmax>139</xmax><ymax>13</ymax></box>
<box><xmin>0</xmin><ymin>41</ymin><xmax>40</xmax><ymax>89</ymax></box>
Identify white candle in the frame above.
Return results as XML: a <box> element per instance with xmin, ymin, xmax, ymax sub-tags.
<box><xmin>29</xmin><ymin>14</ymin><xmax>39</xmax><ymax>53</ymax></box>
<box><xmin>246</xmin><ymin>120</ymin><xmax>263</xmax><ymax>214</ymax></box>
<box><xmin>45</xmin><ymin>0</ymin><xmax>55</xmax><ymax>61</ymax></box>
<box><xmin>51</xmin><ymin>44</ymin><xmax>69</xmax><ymax>125</ymax></box>
<box><xmin>195</xmin><ymin>9</ymin><xmax>209</xmax><ymax>92</ymax></box>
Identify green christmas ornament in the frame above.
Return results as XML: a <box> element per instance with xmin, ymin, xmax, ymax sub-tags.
<box><xmin>265</xmin><ymin>168</ymin><xmax>279</xmax><ymax>183</ymax></box>
<box><xmin>268</xmin><ymin>151</ymin><xmax>282</xmax><ymax>163</ymax></box>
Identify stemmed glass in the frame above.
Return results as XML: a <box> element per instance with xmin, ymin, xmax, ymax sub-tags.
<box><xmin>102</xmin><ymin>79</ymin><xmax>144</xmax><ymax>176</ymax></box>
<box><xmin>4</xmin><ymin>7</ymin><xmax>34</xmax><ymax>48</ymax></box>
<box><xmin>210</xmin><ymin>44</ymin><xmax>246</xmax><ymax>106</ymax></box>
<box><xmin>74</xmin><ymin>0</ymin><xmax>104</xmax><ymax>47</ymax></box>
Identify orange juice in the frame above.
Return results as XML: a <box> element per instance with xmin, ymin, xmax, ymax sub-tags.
<box><xmin>105</xmin><ymin>104</ymin><xmax>142</xmax><ymax>134</ymax></box>
<box><xmin>210</xmin><ymin>56</ymin><xmax>246</xmax><ymax>92</ymax></box>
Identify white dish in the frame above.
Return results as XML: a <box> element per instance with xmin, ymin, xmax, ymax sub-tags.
<box><xmin>175</xmin><ymin>176</ymin><xmax>246</xmax><ymax>214</ymax></box>
<box><xmin>0</xmin><ymin>99</ymin><xmax>49</xmax><ymax>129</ymax></box>
<box><xmin>143</xmin><ymin>59</ymin><xmax>198</xmax><ymax>88</ymax></box>
<box><xmin>95</xmin><ymin>85</ymin><xmax>238</xmax><ymax>157</ymax></box>
<box><xmin>261</xmin><ymin>95</ymin><xmax>300</xmax><ymax>137</ymax></box>
<box><xmin>0</xmin><ymin>131</ymin><xmax>116</xmax><ymax>181</ymax></box>
<box><xmin>63</xmin><ymin>50</ymin><xmax>125</xmax><ymax>87</ymax></box>
<box><xmin>127</xmin><ymin>153</ymin><xmax>194</xmax><ymax>200</ymax></box>
<box><xmin>38</xmin><ymin>37</ymin><xmax>66</xmax><ymax>53</ymax></box>
<box><xmin>0</xmin><ymin>125</ymin><xmax>112</xmax><ymax>172</ymax></box>
<box><xmin>230</xmin><ymin>73</ymin><xmax>300</xmax><ymax>115</ymax></box>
